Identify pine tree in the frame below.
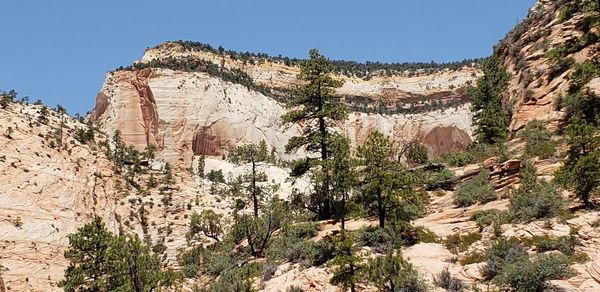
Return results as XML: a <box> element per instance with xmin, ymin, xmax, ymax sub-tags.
<box><xmin>37</xmin><ymin>105</ymin><xmax>50</xmax><ymax>125</ymax></box>
<box><xmin>60</xmin><ymin>217</ymin><xmax>180</xmax><ymax>291</ymax></box>
<box><xmin>197</xmin><ymin>155</ymin><xmax>206</xmax><ymax>178</ymax></box>
<box><xmin>365</xmin><ymin>249</ymin><xmax>428</xmax><ymax>292</ymax></box>
<box><xmin>329</xmin><ymin>232</ymin><xmax>362</xmax><ymax>292</ymax></box>
<box><xmin>555</xmin><ymin>116</ymin><xmax>600</xmax><ymax>207</ymax></box>
<box><xmin>356</xmin><ymin>131</ymin><xmax>421</xmax><ymax>228</ymax></box>
<box><xmin>112</xmin><ymin>235</ymin><xmax>181</xmax><ymax>292</ymax></box>
<box><xmin>60</xmin><ymin>217</ymin><xmax>117</xmax><ymax>291</ymax></box>
<box><xmin>469</xmin><ymin>56</ymin><xmax>511</xmax><ymax>144</ymax></box>
<box><xmin>282</xmin><ymin>49</ymin><xmax>347</xmax><ymax>220</ymax></box>
<box><xmin>326</xmin><ymin>135</ymin><xmax>357</xmax><ymax>230</ymax></box>
<box><xmin>0</xmin><ymin>90</ymin><xmax>16</xmax><ymax>109</ymax></box>
<box><xmin>229</xmin><ymin>142</ymin><xmax>269</xmax><ymax>217</ymax></box>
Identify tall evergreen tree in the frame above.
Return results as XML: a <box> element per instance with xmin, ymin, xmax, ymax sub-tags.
<box><xmin>326</xmin><ymin>135</ymin><xmax>357</xmax><ymax>231</ymax></box>
<box><xmin>282</xmin><ymin>49</ymin><xmax>347</xmax><ymax>220</ymax></box>
<box><xmin>356</xmin><ymin>131</ymin><xmax>422</xmax><ymax>229</ymax></box>
<box><xmin>469</xmin><ymin>56</ymin><xmax>511</xmax><ymax>144</ymax></box>
<box><xmin>555</xmin><ymin>116</ymin><xmax>600</xmax><ymax>207</ymax></box>
<box><xmin>229</xmin><ymin>141</ymin><xmax>269</xmax><ymax>217</ymax></box>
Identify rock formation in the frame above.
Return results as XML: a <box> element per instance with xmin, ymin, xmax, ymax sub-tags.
<box><xmin>91</xmin><ymin>42</ymin><xmax>478</xmax><ymax>165</ymax></box>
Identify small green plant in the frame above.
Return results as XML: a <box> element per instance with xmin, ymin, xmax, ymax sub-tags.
<box><xmin>454</xmin><ymin>170</ymin><xmax>496</xmax><ymax>207</ymax></box>
<box><xmin>207</xmin><ymin>169</ymin><xmax>225</xmax><ymax>183</ymax></box>
<box><xmin>509</xmin><ymin>180</ymin><xmax>564</xmax><ymax>222</ymax></box>
<box><xmin>471</xmin><ymin>209</ymin><xmax>511</xmax><ymax>231</ymax></box>
<box><xmin>459</xmin><ymin>250</ymin><xmax>486</xmax><ymax>265</ymax></box>
<box><xmin>11</xmin><ymin>216</ymin><xmax>23</xmax><ymax>228</ymax></box>
<box><xmin>444</xmin><ymin>232</ymin><xmax>482</xmax><ymax>254</ymax></box>
<box><xmin>434</xmin><ymin>267</ymin><xmax>467</xmax><ymax>292</ymax></box>
<box><xmin>519</xmin><ymin>120</ymin><xmax>557</xmax><ymax>159</ymax></box>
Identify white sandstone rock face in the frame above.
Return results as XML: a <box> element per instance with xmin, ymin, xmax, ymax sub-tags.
<box><xmin>92</xmin><ymin>48</ymin><xmax>476</xmax><ymax>167</ymax></box>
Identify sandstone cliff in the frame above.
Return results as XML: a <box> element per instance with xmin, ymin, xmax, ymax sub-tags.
<box><xmin>91</xmin><ymin>42</ymin><xmax>478</xmax><ymax>166</ymax></box>
<box><xmin>497</xmin><ymin>0</ymin><xmax>600</xmax><ymax>131</ymax></box>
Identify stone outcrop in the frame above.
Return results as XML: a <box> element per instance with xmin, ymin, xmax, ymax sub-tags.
<box><xmin>497</xmin><ymin>0</ymin><xmax>600</xmax><ymax>132</ymax></box>
<box><xmin>91</xmin><ymin>43</ymin><xmax>477</xmax><ymax>165</ymax></box>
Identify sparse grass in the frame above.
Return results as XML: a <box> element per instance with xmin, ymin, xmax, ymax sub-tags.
<box><xmin>444</xmin><ymin>232</ymin><xmax>482</xmax><ymax>254</ymax></box>
<box><xmin>471</xmin><ymin>209</ymin><xmax>512</xmax><ymax>231</ymax></box>
<box><xmin>11</xmin><ymin>216</ymin><xmax>23</xmax><ymax>228</ymax></box>
<box><xmin>459</xmin><ymin>250</ymin><xmax>486</xmax><ymax>265</ymax></box>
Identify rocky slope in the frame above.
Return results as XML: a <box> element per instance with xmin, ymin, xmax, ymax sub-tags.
<box><xmin>497</xmin><ymin>0</ymin><xmax>600</xmax><ymax>131</ymax></box>
<box><xmin>91</xmin><ymin>42</ymin><xmax>478</xmax><ymax>166</ymax></box>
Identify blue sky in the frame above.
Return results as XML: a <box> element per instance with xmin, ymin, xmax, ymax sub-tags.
<box><xmin>0</xmin><ymin>0</ymin><xmax>535</xmax><ymax>115</ymax></box>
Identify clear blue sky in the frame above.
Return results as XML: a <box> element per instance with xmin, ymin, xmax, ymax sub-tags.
<box><xmin>0</xmin><ymin>0</ymin><xmax>535</xmax><ymax>115</ymax></box>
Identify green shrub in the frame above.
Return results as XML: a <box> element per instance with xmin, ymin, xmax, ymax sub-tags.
<box><xmin>454</xmin><ymin>170</ymin><xmax>496</xmax><ymax>207</ymax></box>
<box><xmin>481</xmin><ymin>238</ymin><xmax>528</xmax><ymax>281</ymax></box>
<box><xmin>209</xmin><ymin>262</ymin><xmax>263</xmax><ymax>292</ymax></box>
<box><xmin>206</xmin><ymin>169</ymin><xmax>225</xmax><ymax>183</ymax></box>
<box><xmin>266</xmin><ymin>235</ymin><xmax>335</xmax><ymax>267</ymax></box>
<box><xmin>520</xmin><ymin>234</ymin><xmax>579</xmax><ymax>256</ymax></box>
<box><xmin>520</xmin><ymin>120</ymin><xmax>557</xmax><ymax>159</ymax></box>
<box><xmin>203</xmin><ymin>248</ymin><xmax>247</xmax><ymax>277</ymax></box>
<box><xmin>283</xmin><ymin>222</ymin><xmax>320</xmax><ymax>239</ymax></box>
<box><xmin>441</xmin><ymin>151</ymin><xmax>475</xmax><ymax>167</ymax></box>
<box><xmin>459</xmin><ymin>250</ymin><xmax>486</xmax><ymax>265</ymax></box>
<box><xmin>356</xmin><ymin>227</ymin><xmax>396</xmax><ymax>253</ymax></box>
<box><xmin>365</xmin><ymin>250</ymin><xmax>429</xmax><ymax>292</ymax></box>
<box><xmin>509</xmin><ymin>180</ymin><xmax>564</xmax><ymax>221</ymax></box>
<box><xmin>434</xmin><ymin>267</ymin><xmax>467</xmax><ymax>292</ymax></box>
<box><xmin>494</xmin><ymin>254</ymin><xmax>571</xmax><ymax>292</ymax></box>
<box><xmin>444</xmin><ymin>232</ymin><xmax>482</xmax><ymax>254</ymax></box>
<box><xmin>406</xmin><ymin>142</ymin><xmax>429</xmax><ymax>165</ymax></box>
<box><xmin>471</xmin><ymin>209</ymin><xmax>512</xmax><ymax>231</ymax></box>
<box><xmin>468</xmin><ymin>143</ymin><xmax>509</xmax><ymax>163</ymax></box>
<box><xmin>425</xmin><ymin>168</ymin><xmax>455</xmax><ymax>190</ymax></box>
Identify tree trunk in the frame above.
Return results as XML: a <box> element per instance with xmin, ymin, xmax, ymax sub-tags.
<box><xmin>349</xmin><ymin>263</ymin><xmax>356</xmax><ymax>292</ymax></box>
<box><xmin>341</xmin><ymin>192</ymin><xmax>346</xmax><ymax>231</ymax></box>
<box><xmin>377</xmin><ymin>188</ymin><xmax>385</xmax><ymax>228</ymax></box>
<box><xmin>251</xmin><ymin>159</ymin><xmax>259</xmax><ymax>217</ymax></box>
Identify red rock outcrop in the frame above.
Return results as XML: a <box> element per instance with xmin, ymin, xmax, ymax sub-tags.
<box><xmin>422</xmin><ymin>125</ymin><xmax>472</xmax><ymax>157</ymax></box>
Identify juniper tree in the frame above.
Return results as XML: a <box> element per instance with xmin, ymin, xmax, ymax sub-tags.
<box><xmin>282</xmin><ymin>49</ymin><xmax>347</xmax><ymax>220</ymax></box>
<box><xmin>187</xmin><ymin>209</ymin><xmax>223</xmax><ymax>243</ymax></box>
<box><xmin>233</xmin><ymin>199</ymin><xmax>287</xmax><ymax>257</ymax></box>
